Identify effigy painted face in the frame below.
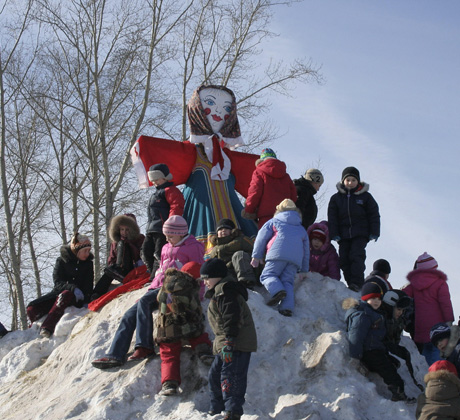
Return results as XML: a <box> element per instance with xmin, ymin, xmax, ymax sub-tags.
<box><xmin>199</xmin><ymin>88</ymin><xmax>232</xmax><ymax>134</ymax></box>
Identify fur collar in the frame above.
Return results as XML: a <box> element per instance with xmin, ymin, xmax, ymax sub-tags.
<box><xmin>424</xmin><ymin>369</ymin><xmax>460</xmax><ymax>390</ymax></box>
<box><xmin>342</xmin><ymin>297</ymin><xmax>359</xmax><ymax>310</ymax></box>
<box><xmin>336</xmin><ymin>182</ymin><xmax>370</xmax><ymax>195</ymax></box>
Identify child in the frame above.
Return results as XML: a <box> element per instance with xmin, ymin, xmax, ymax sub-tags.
<box><xmin>91</xmin><ymin>213</ymin><xmax>145</xmax><ymax>300</ymax></box>
<box><xmin>327</xmin><ymin>166</ymin><xmax>380</xmax><ymax>292</ymax></box>
<box><xmin>242</xmin><ymin>148</ymin><xmax>297</xmax><ymax>229</ymax></box>
<box><xmin>364</xmin><ymin>259</ymin><xmax>393</xmax><ymax>293</ymax></box>
<box><xmin>403</xmin><ymin>252</ymin><xmax>454</xmax><ymax>366</ymax></box>
<box><xmin>201</xmin><ymin>258</ymin><xmax>257</xmax><ymax>420</ymax></box>
<box><xmin>92</xmin><ymin>216</ymin><xmax>204</xmax><ymax>368</ymax></box>
<box><xmin>343</xmin><ymin>281</ymin><xmax>415</xmax><ymax>402</ymax></box>
<box><xmin>251</xmin><ymin>199</ymin><xmax>309</xmax><ymax>317</ymax></box>
<box><xmin>141</xmin><ymin>163</ymin><xmax>185</xmax><ymax>277</ymax></box>
<box><xmin>208</xmin><ymin>218</ymin><xmax>256</xmax><ymax>288</ymax></box>
<box><xmin>381</xmin><ymin>289</ymin><xmax>424</xmax><ymax>390</ymax></box>
<box><xmin>293</xmin><ymin>168</ymin><xmax>324</xmax><ymax>230</ymax></box>
<box><xmin>306</xmin><ymin>221</ymin><xmax>340</xmax><ymax>281</ymax></box>
<box><xmin>416</xmin><ymin>360</ymin><xmax>460</xmax><ymax>420</ymax></box>
<box><xmin>155</xmin><ymin>263</ymin><xmax>213</xmax><ymax>396</ymax></box>
<box><xmin>26</xmin><ymin>233</ymin><xmax>94</xmax><ymax>338</ymax></box>
<box><xmin>430</xmin><ymin>323</ymin><xmax>460</xmax><ymax>377</ymax></box>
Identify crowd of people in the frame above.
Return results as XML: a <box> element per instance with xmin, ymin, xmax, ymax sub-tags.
<box><xmin>17</xmin><ymin>84</ymin><xmax>459</xmax><ymax>420</ymax></box>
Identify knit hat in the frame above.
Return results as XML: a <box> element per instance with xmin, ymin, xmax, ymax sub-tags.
<box><xmin>70</xmin><ymin>233</ymin><xmax>91</xmax><ymax>255</ymax></box>
<box><xmin>259</xmin><ymin>148</ymin><xmax>276</xmax><ymax>160</ymax></box>
<box><xmin>276</xmin><ymin>198</ymin><xmax>297</xmax><ymax>212</ymax></box>
<box><xmin>415</xmin><ymin>252</ymin><xmax>438</xmax><ymax>270</ymax></box>
<box><xmin>181</xmin><ymin>261</ymin><xmax>202</xmax><ymax>280</ymax></box>
<box><xmin>304</xmin><ymin>168</ymin><xmax>324</xmax><ymax>185</ymax></box>
<box><xmin>216</xmin><ymin>218</ymin><xmax>236</xmax><ymax>232</ymax></box>
<box><xmin>148</xmin><ymin>163</ymin><xmax>173</xmax><ymax>182</ymax></box>
<box><xmin>310</xmin><ymin>228</ymin><xmax>326</xmax><ymax>243</ymax></box>
<box><xmin>373</xmin><ymin>259</ymin><xmax>391</xmax><ymax>275</ymax></box>
<box><xmin>200</xmin><ymin>258</ymin><xmax>228</xmax><ymax>279</ymax></box>
<box><xmin>428</xmin><ymin>360</ymin><xmax>458</xmax><ymax>376</ymax></box>
<box><xmin>382</xmin><ymin>290</ymin><xmax>411</xmax><ymax>309</ymax></box>
<box><xmin>162</xmin><ymin>215</ymin><xmax>188</xmax><ymax>236</ymax></box>
<box><xmin>430</xmin><ymin>322</ymin><xmax>451</xmax><ymax>346</ymax></box>
<box><xmin>361</xmin><ymin>280</ymin><xmax>384</xmax><ymax>301</ymax></box>
<box><xmin>341</xmin><ymin>166</ymin><xmax>360</xmax><ymax>183</ymax></box>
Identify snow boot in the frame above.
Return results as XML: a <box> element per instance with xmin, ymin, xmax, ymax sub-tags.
<box><xmin>159</xmin><ymin>380</ymin><xmax>179</xmax><ymax>396</ymax></box>
<box><xmin>127</xmin><ymin>346</ymin><xmax>155</xmax><ymax>361</ymax></box>
<box><xmin>92</xmin><ymin>357</ymin><xmax>123</xmax><ymax>369</ymax></box>
<box><xmin>223</xmin><ymin>412</ymin><xmax>241</xmax><ymax>420</ymax></box>
<box><xmin>267</xmin><ymin>290</ymin><xmax>287</xmax><ymax>306</ymax></box>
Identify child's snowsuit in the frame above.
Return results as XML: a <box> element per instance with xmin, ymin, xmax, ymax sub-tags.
<box><xmin>209</xmin><ymin>228</ymin><xmax>256</xmax><ymax>287</ymax></box>
<box><xmin>141</xmin><ymin>180</ymin><xmax>184</xmax><ymax>275</ymax></box>
<box><xmin>343</xmin><ymin>298</ymin><xmax>406</xmax><ymax>398</ymax></box>
<box><xmin>26</xmin><ymin>245</ymin><xmax>94</xmax><ymax>334</ymax></box>
<box><xmin>206</xmin><ymin>275</ymin><xmax>257</xmax><ymax>417</ymax></box>
<box><xmin>252</xmin><ymin>209</ymin><xmax>309</xmax><ymax>312</ymax></box>
<box><xmin>103</xmin><ymin>235</ymin><xmax>204</xmax><ymax>362</ymax></box>
<box><xmin>307</xmin><ymin>221</ymin><xmax>340</xmax><ymax>280</ymax></box>
<box><xmin>416</xmin><ymin>368</ymin><xmax>460</xmax><ymax>420</ymax></box>
<box><xmin>244</xmin><ymin>158</ymin><xmax>297</xmax><ymax>228</ymax></box>
<box><xmin>92</xmin><ymin>214</ymin><xmax>145</xmax><ymax>298</ymax></box>
<box><xmin>328</xmin><ymin>181</ymin><xmax>380</xmax><ymax>290</ymax></box>
<box><xmin>155</xmin><ymin>268</ymin><xmax>212</xmax><ymax>386</ymax></box>
<box><xmin>404</xmin><ymin>267</ymin><xmax>454</xmax><ymax>364</ymax></box>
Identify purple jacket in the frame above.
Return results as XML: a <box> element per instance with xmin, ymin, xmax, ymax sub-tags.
<box><xmin>307</xmin><ymin>222</ymin><xmax>340</xmax><ymax>280</ymax></box>
<box><xmin>404</xmin><ymin>268</ymin><xmax>454</xmax><ymax>343</ymax></box>
<box><xmin>149</xmin><ymin>235</ymin><xmax>205</xmax><ymax>297</ymax></box>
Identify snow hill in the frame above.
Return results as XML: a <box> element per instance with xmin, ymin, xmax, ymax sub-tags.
<box><xmin>0</xmin><ymin>273</ymin><xmax>426</xmax><ymax>420</ymax></box>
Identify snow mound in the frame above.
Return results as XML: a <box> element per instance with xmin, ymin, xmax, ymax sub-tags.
<box><xmin>0</xmin><ymin>273</ymin><xmax>426</xmax><ymax>419</ymax></box>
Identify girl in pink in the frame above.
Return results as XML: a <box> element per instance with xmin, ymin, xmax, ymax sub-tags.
<box><xmin>306</xmin><ymin>221</ymin><xmax>340</xmax><ymax>281</ymax></box>
<box><xmin>403</xmin><ymin>252</ymin><xmax>454</xmax><ymax>366</ymax></box>
<box><xmin>92</xmin><ymin>216</ymin><xmax>204</xmax><ymax>369</ymax></box>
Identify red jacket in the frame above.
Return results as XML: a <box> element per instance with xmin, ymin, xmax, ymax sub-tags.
<box><xmin>244</xmin><ymin>159</ymin><xmax>297</xmax><ymax>228</ymax></box>
<box><xmin>404</xmin><ymin>268</ymin><xmax>454</xmax><ymax>343</ymax></box>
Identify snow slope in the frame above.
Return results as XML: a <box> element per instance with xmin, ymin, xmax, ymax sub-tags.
<box><xmin>0</xmin><ymin>273</ymin><xmax>426</xmax><ymax>419</ymax></box>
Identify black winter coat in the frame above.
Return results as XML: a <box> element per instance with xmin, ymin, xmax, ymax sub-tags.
<box><xmin>51</xmin><ymin>245</ymin><xmax>94</xmax><ymax>304</ymax></box>
<box><xmin>327</xmin><ymin>182</ymin><xmax>380</xmax><ymax>240</ymax></box>
<box><xmin>293</xmin><ymin>177</ymin><xmax>318</xmax><ymax>230</ymax></box>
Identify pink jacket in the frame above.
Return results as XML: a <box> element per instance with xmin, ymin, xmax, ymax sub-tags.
<box><xmin>149</xmin><ymin>235</ymin><xmax>205</xmax><ymax>297</ymax></box>
<box><xmin>306</xmin><ymin>222</ymin><xmax>340</xmax><ymax>280</ymax></box>
<box><xmin>245</xmin><ymin>159</ymin><xmax>297</xmax><ymax>228</ymax></box>
<box><xmin>404</xmin><ymin>268</ymin><xmax>454</xmax><ymax>343</ymax></box>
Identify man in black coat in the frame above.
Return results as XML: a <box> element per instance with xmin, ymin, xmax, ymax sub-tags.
<box><xmin>293</xmin><ymin>168</ymin><xmax>324</xmax><ymax>230</ymax></box>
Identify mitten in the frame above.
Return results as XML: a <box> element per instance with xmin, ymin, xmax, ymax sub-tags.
<box><xmin>250</xmin><ymin>258</ymin><xmax>261</xmax><ymax>268</ymax></box>
<box><xmin>74</xmin><ymin>287</ymin><xmax>84</xmax><ymax>302</ymax></box>
<box><xmin>221</xmin><ymin>337</ymin><xmax>235</xmax><ymax>363</ymax></box>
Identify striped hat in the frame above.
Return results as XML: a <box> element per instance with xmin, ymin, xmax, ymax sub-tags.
<box><xmin>70</xmin><ymin>233</ymin><xmax>91</xmax><ymax>255</ymax></box>
<box><xmin>162</xmin><ymin>215</ymin><xmax>188</xmax><ymax>236</ymax></box>
<box><xmin>415</xmin><ymin>252</ymin><xmax>438</xmax><ymax>270</ymax></box>
<box><xmin>361</xmin><ymin>280</ymin><xmax>384</xmax><ymax>301</ymax></box>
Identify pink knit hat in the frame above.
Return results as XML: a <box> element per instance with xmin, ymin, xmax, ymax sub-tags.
<box><xmin>162</xmin><ymin>215</ymin><xmax>188</xmax><ymax>236</ymax></box>
<box><xmin>415</xmin><ymin>252</ymin><xmax>438</xmax><ymax>270</ymax></box>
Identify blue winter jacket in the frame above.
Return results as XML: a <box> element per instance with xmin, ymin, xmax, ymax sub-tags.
<box><xmin>327</xmin><ymin>182</ymin><xmax>380</xmax><ymax>240</ymax></box>
<box><xmin>345</xmin><ymin>300</ymin><xmax>386</xmax><ymax>359</ymax></box>
<box><xmin>252</xmin><ymin>210</ymin><xmax>309</xmax><ymax>272</ymax></box>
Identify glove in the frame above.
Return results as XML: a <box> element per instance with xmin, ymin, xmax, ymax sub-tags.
<box><xmin>74</xmin><ymin>287</ymin><xmax>84</xmax><ymax>302</ymax></box>
<box><xmin>331</xmin><ymin>236</ymin><xmax>341</xmax><ymax>242</ymax></box>
<box><xmin>221</xmin><ymin>337</ymin><xmax>235</xmax><ymax>363</ymax></box>
<box><xmin>369</xmin><ymin>234</ymin><xmax>379</xmax><ymax>242</ymax></box>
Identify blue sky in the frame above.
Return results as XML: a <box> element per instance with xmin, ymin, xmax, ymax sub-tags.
<box><xmin>256</xmin><ymin>1</ymin><xmax>460</xmax><ymax>317</ymax></box>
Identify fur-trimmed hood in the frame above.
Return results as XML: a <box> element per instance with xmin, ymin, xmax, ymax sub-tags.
<box><xmin>209</xmin><ymin>227</ymin><xmax>245</xmax><ymax>247</ymax></box>
<box><xmin>307</xmin><ymin>221</ymin><xmax>331</xmax><ymax>251</ymax></box>
<box><xmin>342</xmin><ymin>297</ymin><xmax>359</xmax><ymax>311</ymax></box>
<box><xmin>336</xmin><ymin>181</ymin><xmax>370</xmax><ymax>195</ymax></box>
<box><xmin>424</xmin><ymin>369</ymin><xmax>460</xmax><ymax>395</ymax></box>
<box><xmin>406</xmin><ymin>268</ymin><xmax>448</xmax><ymax>291</ymax></box>
<box><xmin>109</xmin><ymin>214</ymin><xmax>141</xmax><ymax>242</ymax></box>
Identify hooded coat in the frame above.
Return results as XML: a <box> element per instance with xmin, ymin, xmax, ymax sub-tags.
<box><xmin>294</xmin><ymin>176</ymin><xmax>318</xmax><ymax>230</ymax></box>
<box><xmin>252</xmin><ymin>209</ymin><xmax>309</xmax><ymax>272</ymax></box>
<box><xmin>107</xmin><ymin>214</ymin><xmax>145</xmax><ymax>266</ymax></box>
<box><xmin>327</xmin><ymin>182</ymin><xmax>380</xmax><ymax>240</ymax></box>
<box><xmin>343</xmin><ymin>297</ymin><xmax>387</xmax><ymax>359</ymax></box>
<box><xmin>245</xmin><ymin>158</ymin><xmax>297</xmax><ymax>228</ymax></box>
<box><xmin>416</xmin><ymin>370</ymin><xmax>460</xmax><ymax>420</ymax></box>
<box><xmin>403</xmin><ymin>268</ymin><xmax>454</xmax><ymax>343</ymax></box>
<box><xmin>206</xmin><ymin>275</ymin><xmax>257</xmax><ymax>354</ymax></box>
<box><xmin>306</xmin><ymin>221</ymin><xmax>340</xmax><ymax>280</ymax></box>
<box><xmin>208</xmin><ymin>228</ymin><xmax>254</xmax><ymax>264</ymax></box>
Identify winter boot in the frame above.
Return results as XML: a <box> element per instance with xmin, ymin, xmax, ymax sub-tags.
<box><xmin>127</xmin><ymin>346</ymin><xmax>155</xmax><ymax>361</ymax></box>
<box><xmin>267</xmin><ymin>290</ymin><xmax>287</xmax><ymax>306</ymax></box>
<box><xmin>223</xmin><ymin>412</ymin><xmax>241</xmax><ymax>420</ymax></box>
<box><xmin>92</xmin><ymin>357</ymin><xmax>124</xmax><ymax>369</ymax></box>
<box><xmin>104</xmin><ymin>265</ymin><xmax>125</xmax><ymax>282</ymax></box>
<box><xmin>389</xmin><ymin>385</ymin><xmax>415</xmax><ymax>403</ymax></box>
<box><xmin>278</xmin><ymin>309</ymin><xmax>292</xmax><ymax>317</ymax></box>
<box><xmin>40</xmin><ymin>328</ymin><xmax>52</xmax><ymax>338</ymax></box>
<box><xmin>159</xmin><ymin>380</ymin><xmax>179</xmax><ymax>396</ymax></box>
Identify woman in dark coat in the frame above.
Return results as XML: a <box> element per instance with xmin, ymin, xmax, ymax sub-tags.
<box><xmin>26</xmin><ymin>233</ymin><xmax>94</xmax><ymax>338</ymax></box>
